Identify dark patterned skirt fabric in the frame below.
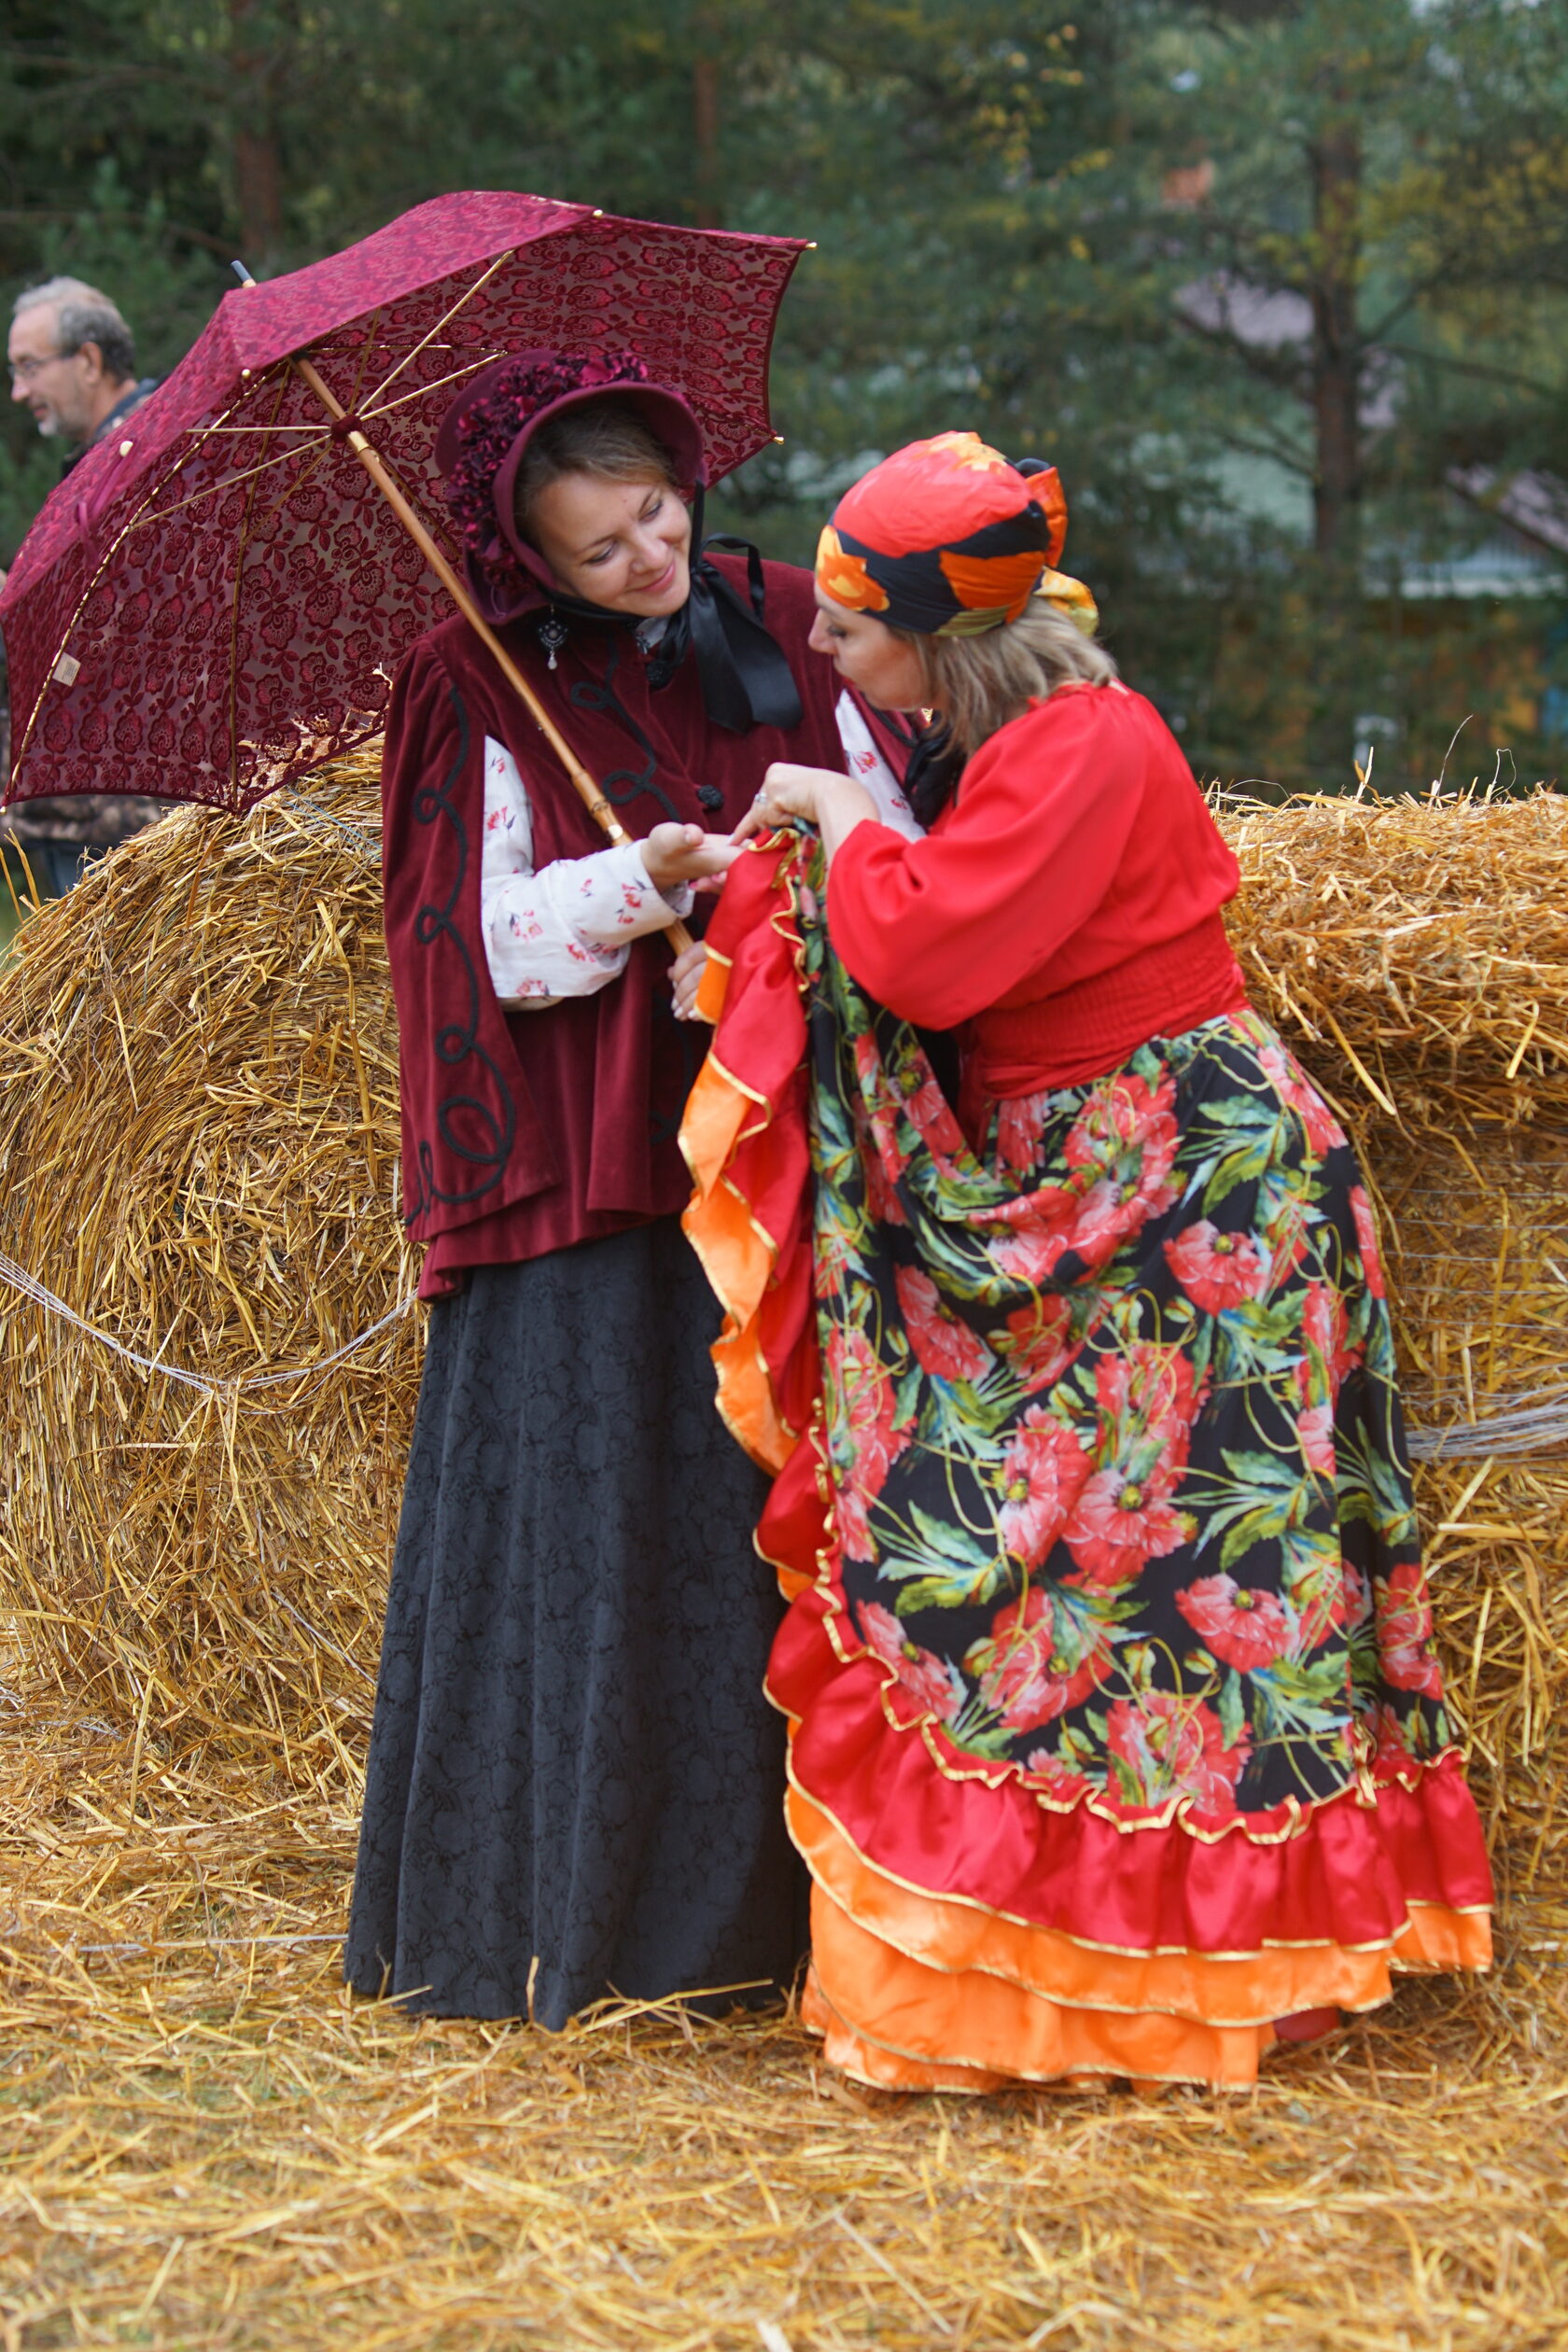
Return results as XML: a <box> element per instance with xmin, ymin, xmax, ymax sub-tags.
<box><xmin>343</xmin><ymin>1219</ymin><xmax>805</xmax><ymax>2027</ymax></box>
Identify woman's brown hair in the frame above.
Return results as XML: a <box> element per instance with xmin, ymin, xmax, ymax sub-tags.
<box><xmin>512</xmin><ymin>397</ymin><xmax>681</xmax><ymax>546</ymax></box>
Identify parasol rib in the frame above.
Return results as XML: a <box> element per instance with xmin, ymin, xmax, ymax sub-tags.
<box><xmin>287</xmin><ymin>350</ymin><xmax>695</xmax><ymax>958</ymax></box>
<box><xmin>356</xmin><ymin>247</ymin><xmax>514</xmax><ymax>413</ymax></box>
<box><xmin>360</xmin><ymin>357</ymin><xmax>518</xmax><ymax>426</ymax></box>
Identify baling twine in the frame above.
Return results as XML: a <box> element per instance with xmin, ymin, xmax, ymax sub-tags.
<box><xmin>1405</xmin><ymin>1388</ymin><xmax>1568</xmax><ymax>1463</ymax></box>
<box><xmin>0</xmin><ymin>1241</ymin><xmax>1561</xmax><ymax>1455</ymax></box>
<box><xmin>0</xmin><ymin>1248</ymin><xmax>415</xmax><ymax>1407</ymax></box>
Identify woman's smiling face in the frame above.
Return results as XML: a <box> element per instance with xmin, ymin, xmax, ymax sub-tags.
<box><xmin>527</xmin><ymin>469</ymin><xmax>693</xmax><ymax>616</ymax></box>
<box><xmin>808</xmin><ymin>594</ymin><xmax>929</xmax><ymax>712</ymax></box>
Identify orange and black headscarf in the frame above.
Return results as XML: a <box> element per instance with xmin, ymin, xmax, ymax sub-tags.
<box><xmin>815</xmin><ymin>430</ymin><xmax>1097</xmax><ymax>638</ymax></box>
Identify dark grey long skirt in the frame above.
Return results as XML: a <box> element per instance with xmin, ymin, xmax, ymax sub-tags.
<box><xmin>343</xmin><ymin>1219</ymin><xmax>807</xmax><ymax>2027</ymax></box>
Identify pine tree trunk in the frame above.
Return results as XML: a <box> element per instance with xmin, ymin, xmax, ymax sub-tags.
<box><xmin>693</xmin><ymin>62</ymin><xmax>721</xmax><ymax>228</ymax></box>
<box><xmin>693</xmin><ymin>13</ymin><xmax>721</xmax><ymax>231</ymax></box>
<box><xmin>1310</xmin><ymin>121</ymin><xmax>1362</xmax><ymax>569</ymax></box>
<box><xmin>1307</xmin><ymin>119</ymin><xmax>1363</xmax><ymax>781</ymax></box>
<box><xmin>229</xmin><ymin>0</ymin><xmax>284</xmax><ymax>264</ymax></box>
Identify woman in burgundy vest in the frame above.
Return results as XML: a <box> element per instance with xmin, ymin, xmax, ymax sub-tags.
<box><xmin>343</xmin><ymin>350</ymin><xmax>859</xmax><ymax>2024</ymax></box>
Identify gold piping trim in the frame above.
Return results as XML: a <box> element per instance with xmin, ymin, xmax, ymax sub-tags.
<box><xmin>803</xmin><ymin>1828</ymin><xmax>1395</xmax><ymax>2026</ymax></box>
<box><xmin>794</xmin><ymin>1512</ymin><xmax>1464</xmax><ymax>1844</ymax></box>
<box><xmin>780</xmin><ymin>1767</ymin><xmax>1486</xmax><ymax>1964</ymax></box>
<box><xmin>698</xmin><ymin>1048</ymin><xmax>773</xmax><ymax>1116</ymax></box>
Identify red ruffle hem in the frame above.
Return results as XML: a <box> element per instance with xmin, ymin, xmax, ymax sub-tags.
<box><xmin>681</xmin><ymin>840</ymin><xmax>1493</xmax><ymax>2093</ymax></box>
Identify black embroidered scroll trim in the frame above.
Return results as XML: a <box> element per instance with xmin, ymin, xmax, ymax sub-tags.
<box><xmin>567</xmin><ymin>637</ymin><xmax>684</xmax><ymax>825</ymax></box>
<box><xmin>404</xmin><ymin>682</ymin><xmax>517</xmax><ymax>1228</ymax></box>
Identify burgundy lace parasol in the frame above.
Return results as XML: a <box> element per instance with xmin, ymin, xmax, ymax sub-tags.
<box><xmin>0</xmin><ymin>192</ymin><xmax>807</xmax><ymax>814</ymax></box>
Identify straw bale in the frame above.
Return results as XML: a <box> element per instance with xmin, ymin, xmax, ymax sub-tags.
<box><xmin>1220</xmin><ymin>783</ymin><xmax>1568</xmax><ymax>1127</ymax></box>
<box><xmin>1219</xmin><ymin>788</ymin><xmax>1568</xmax><ymax>1900</ymax></box>
<box><xmin>2</xmin><ymin>1673</ymin><xmax>1566</xmax><ymax>2351</ymax></box>
<box><xmin>0</xmin><ymin>750</ymin><xmax>418</xmax><ymax>1770</ymax></box>
<box><xmin>0</xmin><ymin>772</ymin><xmax>1564</xmax><ymax>1902</ymax></box>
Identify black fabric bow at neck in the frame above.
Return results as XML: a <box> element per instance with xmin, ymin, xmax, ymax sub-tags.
<box><xmin>535</xmin><ymin>488</ymin><xmax>804</xmax><ymax>736</ymax></box>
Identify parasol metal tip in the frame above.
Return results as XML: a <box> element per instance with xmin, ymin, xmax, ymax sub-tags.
<box><xmin>805</xmin><ymin>241</ymin><xmax>819</xmax><ymax>249</ymax></box>
<box><xmin>774</xmin><ymin>434</ymin><xmax>786</xmax><ymax>443</ymax></box>
<box><xmin>231</xmin><ymin>259</ymin><xmax>258</xmax><ymax>287</ymax></box>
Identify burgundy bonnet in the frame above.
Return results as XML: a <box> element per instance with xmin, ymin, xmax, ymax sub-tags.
<box><xmin>436</xmin><ymin>348</ymin><xmax>707</xmax><ymax>603</ymax></box>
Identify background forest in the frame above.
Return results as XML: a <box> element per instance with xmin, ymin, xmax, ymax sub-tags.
<box><xmin>3</xmin><ymin>0</ymin><xmax>1566</xmax><ymax>790</ymax></box>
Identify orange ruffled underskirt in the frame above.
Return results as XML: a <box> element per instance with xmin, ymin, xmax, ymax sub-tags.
<box><xmin>681</xmin><ymin>856</ymin><xmax>1493</xmax><ymax>2094</ymax></box>
<box><xmin>793</xmin><ymin>1787</ymin><xmax>1490</xmax><ymax>2093</ymax></box>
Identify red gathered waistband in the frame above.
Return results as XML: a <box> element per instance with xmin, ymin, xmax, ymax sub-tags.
<box><xmin>972</xmin><ymin>912</ymin><xmax>1250</xmax><ymax>1100</ymax></box>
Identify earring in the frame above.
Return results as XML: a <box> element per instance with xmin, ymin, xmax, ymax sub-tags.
<box><xmin>538</xmin><ymin>611</ymin><xmax>568</xmax><ymax>671</ymax></box>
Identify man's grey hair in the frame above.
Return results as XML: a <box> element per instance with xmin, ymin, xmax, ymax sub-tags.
<box><xmin>13</xmin><ymin>275</ymin><xmax>136</xmax><ymax>384</ymax></box>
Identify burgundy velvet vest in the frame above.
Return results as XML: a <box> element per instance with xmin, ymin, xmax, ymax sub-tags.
<box><xmin>381</xmin><ymin>557</ymin><xmax>848</xmax><ymax>1292</ymax></box>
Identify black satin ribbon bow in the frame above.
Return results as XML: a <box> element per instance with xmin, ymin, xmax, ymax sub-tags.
<box><xmin>885</xmin><ymin>713</ymin><xmax>964</xmax><ymax>829</ymax></box>
<box><xmin>495</xmin><ymin>487</ymin><xmax>804</xmax><ymax>740</ymax></box>
<box><xmin>647</xmin><ymin>487</ymin><xmax>803</xmax><ymax>734</ymax></box>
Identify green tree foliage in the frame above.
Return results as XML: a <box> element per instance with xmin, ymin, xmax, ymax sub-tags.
<box><xmin>1111</xmin><ymin>0</ymin><xmax>1568</xmax><ymax>777</ymax></box>
<box><xmin>2</xmin><ymin>0</ymin><xmax>1564</xmax><ymax>785</ymax></box>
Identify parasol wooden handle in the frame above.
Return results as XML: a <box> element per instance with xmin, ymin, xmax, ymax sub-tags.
<box><xmin>290</xmin><ymin>355</ymin><xmax>695</xmax><ymax>959</ymax></box>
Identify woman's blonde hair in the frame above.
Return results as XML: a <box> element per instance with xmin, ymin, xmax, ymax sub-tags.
<box><xmin>901</xmin><ymin>595</ymin><xmax>1118</xmax><ymax>758</ymax></box>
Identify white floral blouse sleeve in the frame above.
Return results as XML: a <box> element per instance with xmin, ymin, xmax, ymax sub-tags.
<box><xmin>479</xmin><ymin>735</ymin><xmax>695</xmax><ymax>1009</ymax></box>
<box><xmin>834</xmin><ymin>691</ymin><xmax>924</xmax><ymax>838</ymax></box>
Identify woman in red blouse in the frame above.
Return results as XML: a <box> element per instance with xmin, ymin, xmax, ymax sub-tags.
<box><xmin>684</xmin><ymin>432</ymin><xmax>1492</xmax><ymax>2093</ymax></box>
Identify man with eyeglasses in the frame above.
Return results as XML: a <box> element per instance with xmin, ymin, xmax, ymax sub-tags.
<box><xmin>2</xmin><ymin>277</ymin><xmax>167</xmax><ymax>894</ymax></box>
<box><xmin>7</xmin><ymin>276</ymin><xmax>159</xmax><ymax>475</ymax></box>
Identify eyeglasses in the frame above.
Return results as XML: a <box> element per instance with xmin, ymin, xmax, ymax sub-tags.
<box><xmin>7</xmin><ymin>352</ymin><xmax>68</xmax><ymax>385</ymax></box>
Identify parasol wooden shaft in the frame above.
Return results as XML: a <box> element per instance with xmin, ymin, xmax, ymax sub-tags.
<box><xmin>289</xmin><ymin>353</ymin><xmax>695</xmax><ymax>958</ymax></box>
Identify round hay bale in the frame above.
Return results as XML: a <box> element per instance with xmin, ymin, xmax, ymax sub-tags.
<box><xmin>1220</xmin><ymin>786</ymin><xmax>1568</xmax><ymax>1902</ymax></box>
<box><xmin>0</xmin><ymin>770</ymin><xmax>1562</xmax><ymax>1893</ymax></box>
<box><xmin>0</xmin><ymin>749</ymin><xmax>418</xmax><ymax>1771</ymax></box>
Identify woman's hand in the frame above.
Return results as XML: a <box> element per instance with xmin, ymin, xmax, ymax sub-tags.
<box><xmin>730</xmin><ymin>763</ymin><xmax>838</xmax><ymax>842</ymax></box>
<box><xmin>669</xmin><ymin>937</ymin><xmax>709</xmax><ymax>1022</ymax></box>
<box><xmin>732</xmin><ymin>763</ymin><xmax>880</xmax><ymax>864</ymax></box>
<box><xmin>640</xmin><ymin>822</ymin><xmax>740</xmax><ymax>893</ymax></box>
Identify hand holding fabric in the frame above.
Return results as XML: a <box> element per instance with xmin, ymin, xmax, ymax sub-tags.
<box><xmin>732</xmin><ymin>763</ymin><xmax>878</xmax><ymax>863</ymax></box>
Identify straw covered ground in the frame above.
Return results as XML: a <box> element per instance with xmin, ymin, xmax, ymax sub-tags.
<box><xmin>2</xmin><ymin>770</ymin><xmax>1567</xmax><ymax>2345</ymax></box>
<box><xmin>4</xmin><ymin>1673</ymin><xmax>1567</xmax><ymax>2351</ymax></box>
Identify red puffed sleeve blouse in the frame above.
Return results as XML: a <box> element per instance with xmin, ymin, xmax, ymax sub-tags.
<box><xmin>825</xmin><ymin>680</ymin><xmax>1246</xmax><ymax>1100</ymax></box>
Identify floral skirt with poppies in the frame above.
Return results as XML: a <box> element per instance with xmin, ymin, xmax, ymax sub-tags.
<box><xmin>681</xmin><ymin>837</ymin><xmax>1492</xmax><ymax>2092</ymax></box>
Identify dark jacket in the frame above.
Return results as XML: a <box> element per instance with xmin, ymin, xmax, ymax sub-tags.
<box><xmin>381</xmin><ymin>556</ymin><xmax>848</xmax><ymax>1293</ymax></box>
